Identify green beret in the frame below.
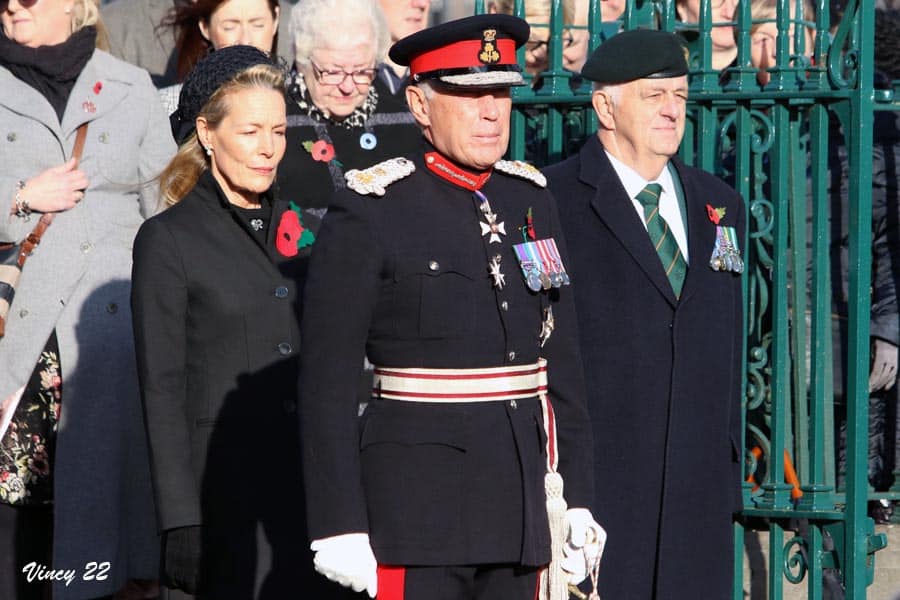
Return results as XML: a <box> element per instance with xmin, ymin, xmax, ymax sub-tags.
<box><xmin>580</xmin><ymin>29</ymin><xmax>688</xmax><ymax>84</ymax></box>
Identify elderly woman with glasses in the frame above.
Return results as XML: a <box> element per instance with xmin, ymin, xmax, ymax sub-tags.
<box><xmin>278</xmin><ymin>0</ymin><xmax>421</xmax><ymax>210</ymax></box>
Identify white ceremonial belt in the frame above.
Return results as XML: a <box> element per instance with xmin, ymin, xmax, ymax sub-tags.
<box><xmin>372</xmin><ymin>358</ymin><xmax>548</xmax><ymax>403</ymax></box>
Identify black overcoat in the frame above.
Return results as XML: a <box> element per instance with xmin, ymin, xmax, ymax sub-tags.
<box><xmin>131</xmin><ymin>172</ymin><xmax>352</xmax><ymax>598</ymax></box>
<box><xmin>299</xmin><ymin>148</ymin><xmax>595</xmax><ymax>567</ymax></box>
<box><xmin>544</xmin><ymin>136</ymin><xmax>744</xmax><ymax>600</ymax></box>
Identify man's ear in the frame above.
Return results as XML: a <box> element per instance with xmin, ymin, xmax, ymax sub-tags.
<box><xmin>406</xmin><ymin>85</ymin><xmax>431</xmax><ymax>129</ymax></box>
<box><xmin>591</xmin><ymin>90</ymin><xmax>615</xmax><ymax>131</ymax></box>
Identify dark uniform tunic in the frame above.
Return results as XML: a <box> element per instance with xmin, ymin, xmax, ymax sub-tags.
<box><xmin>299</xmin><ymin>147</ymin><xmax>594</xmax><ymax>567</ymax></box>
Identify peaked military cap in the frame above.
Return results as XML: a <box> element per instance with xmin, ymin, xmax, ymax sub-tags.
<box><xmin>389</xmin><ymin>13</ymin><xmax>530</xmax><ymax>89</ymax></box>
<box><xmin>171</xmin><ymin>44</ymin><xmax>275</xmax><ymax>144</ymax></box>
<box><xmin>580</xmin><ymin>29</ymin><xmax>688</xmax><ymax>84</ymax></box>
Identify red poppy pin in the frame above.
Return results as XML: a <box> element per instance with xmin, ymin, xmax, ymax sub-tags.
<box><xmin>93</xmin><ymin>81</ymin><xmax>103</xmax><ymax>95</ymax></box>
<box><xmin>275</xmin><ymin>202</ymin><xmax>316</xmax><ymax>257</ymax></box>
<box><xmin>303</xmin><ymin>139</ymin><xmax>336</xmax><ymax>163</ymax></box>
<box><xmin>706</xmin><ymin>204</ymin><xmax>726</xmax><ymax>225</ymax></box>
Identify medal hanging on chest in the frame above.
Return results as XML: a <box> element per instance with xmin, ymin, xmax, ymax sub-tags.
<box><xmin>513</xmin><ymin>239</ymin><xmax>571</xmax><ymax>292</ymax></box>
<box><xmin>709</xmin><ymin>225</ymin><xmax>744</xmax><ymax>274</ymax></box>
<box><xmin>473</xmin><ymin>190</ymin><xmax>505</xmax><ymax>244</ymax></box>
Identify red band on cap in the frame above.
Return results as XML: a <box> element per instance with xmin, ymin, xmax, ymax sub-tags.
<box><xmin>409</xmin><ymin>39</ymin><xmax>517</xmax><ymax>77</ymax></box>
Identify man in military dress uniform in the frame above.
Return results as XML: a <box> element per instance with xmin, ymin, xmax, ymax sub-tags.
<box><xmin>544</xmin><ymin>30</ymin><xmax>745</xmax><ymax>600</ymax></box>
<box><xmin>298</xmin><ymin>14</ymin><xmax>604</xmax><ymax>600</ymax></box>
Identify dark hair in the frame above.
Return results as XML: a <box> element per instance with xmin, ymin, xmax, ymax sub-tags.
<box><xmin>162</xmin><ymin>0</ymin><xmax>279</xmax><ymax>81</ymax></box>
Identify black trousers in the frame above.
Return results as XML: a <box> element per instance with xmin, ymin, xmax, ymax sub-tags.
<box><xmin>0</xmin><ymin>502</ymin><xmax>54</xmax><ymax>600</ymax></box>
<box><xmin>376</xmin><ymin>564</ymin><xmax>540</xmax><ymax>600</ymax></box>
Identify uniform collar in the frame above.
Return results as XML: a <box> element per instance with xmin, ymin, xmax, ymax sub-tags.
<box><xmin>423</xmin><ymin>146</ymin><xmax>492</xmax><ymax>191</ymax></box>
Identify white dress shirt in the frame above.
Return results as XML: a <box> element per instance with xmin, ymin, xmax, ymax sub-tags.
<box><xmin>605</xmin><ymin>150</ymin><xmax>690</xmax><ymax>263</ymax></box>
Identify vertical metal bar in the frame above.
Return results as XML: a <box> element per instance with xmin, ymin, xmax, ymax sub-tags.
<box><xmin>789</xmin><ymin>110</ymin><xmax>809</xmax><ymax>482</ymax></box>
<box><xmin>769</xmin><ymin>520</ymin><xmax>785</xmax><ymax>599</ymax></box>
<box><xmin>760</xmin><ymin>101</ymin><xmax>796</xmax><ymax>510</ymax></box>
<box><xmin>798</xmin><ymin>102</ymin><xmax>837</xmax><ymax>508</ymax></box>
<box><xmin>844</xmin><ymin>2</ymin><xmax>874</xmax><ymax>596</ymax></box>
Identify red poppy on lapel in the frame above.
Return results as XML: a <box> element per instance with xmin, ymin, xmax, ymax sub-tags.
<box><xmin>310</xmin><ymin>140</ymin><xmax>336</xmax><ymax>163</ymax></box>
<box><xmin>706</xmin><ymin>204</ymin><xmax>726</xmax><ymax>225</ymax></box>
<box><xmin>93</xmin><ymin>81</ymin><xmax>103</xmax><ymax>95</ymax></box>
<box><xmin>276</xmin><ymin>210</ymin><xmax>304</xmax><ymax>257</ymax></box>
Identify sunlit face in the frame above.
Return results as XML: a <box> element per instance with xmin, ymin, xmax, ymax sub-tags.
<box><xmin>749</xmin><ymin>18</ymin><xmax>814</xmax><ymax>85</ymax></box>
<box><xmin>199</xmin><ymin>87</ymin><xmax>287</xmax><ymax>206</ymax></box>
<box><xmin>408</xmin><ymin>85</ymin><xmax>511</xmax><ymax>171</ymax></box>
<box><xmin>1</xmin><ymin>0</ymin><xmax>74</xmax><ymax>48</ymax></box>
<box><xmin>599</xmin><ymin>0</ymin><xmax>626</xmax><ymax>21</ymax></box>
<box><xmin>378</xmin><ymin>0</ymin><xmax>430</xmax><ymax>42</ymax></box>
<box><xmin>523</xmin><ymin>15</ymin><xmax>583</xmax><ymax>76</ymax></box>
<box><xmin>595</xmin><ymin>76</ymin><xmax>688</xmax><ymax>171</ymax></box>
<box><xmin>199</xmin><ymin>0</ymin><xmax>278</xmax><ymax>53</ymax></box>
<box><xmin>678</xmin><ymin>0</ymin><xmax>738</xmax><ymax>51</ymax></box>
<box><xmin>300</xmin><ymin>25</ymin><xmax>377</xmax><ymax>120</ymax></box>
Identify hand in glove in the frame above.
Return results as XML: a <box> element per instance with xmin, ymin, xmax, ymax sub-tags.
<box><xmin>162</xmin><ymin>525</ymin><xmax>203</xmax><ymax>594</ymax></box>
<box><xmin>560</xmin><ymin>508</ymin><xmax>607</xmax><ymax>584</ymax></box>
<box><xmin>869</xmin><ymin>339</ymin><xmax>899</xmax><ymax>393</ymax></box>
<box><xmin>310</xmin><ymin>533</ymin><xmax>378</xmax><ymax>598</ymax></box>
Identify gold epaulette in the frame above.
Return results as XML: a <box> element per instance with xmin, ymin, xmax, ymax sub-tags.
<box><xmin>344</xmin><ymin>158</ymin><xmax>416</xmax><ymax>196</ymax></box>
<box><xmin>493</xmin><ymin>159</ymin><xmax>547</xmax><ymax>188</ymax></box>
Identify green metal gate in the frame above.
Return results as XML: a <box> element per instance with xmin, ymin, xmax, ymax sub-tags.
<box><xmin>478</xmin><ymin>0</ymin><xmax>898</xmax><ymax>597</ymax></box>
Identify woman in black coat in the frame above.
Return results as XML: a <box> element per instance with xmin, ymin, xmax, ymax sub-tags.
<box><xmin>131</xmin><ymin>46</ymin><xmax>352</xmax><ymax>599</ymax></box>
<box><xmin>277</xmin><ymin>0</ymin><xmax>421</xmax><ymax>210</ymax></box>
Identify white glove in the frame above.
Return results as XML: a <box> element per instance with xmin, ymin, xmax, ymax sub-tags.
<box><xmin>561</xmin><ymin>507</ymin><xmax>606</xmax><ymax>584</ymax></box>
<box><xmin>310</xmin><ymin>533</ymin><xmax>378</xmax><ymax>598</ymax></box>
<box><xmin>869</xmin><ymin>339</ymin><xmax>898</xmax><ymax>393</ymax></box>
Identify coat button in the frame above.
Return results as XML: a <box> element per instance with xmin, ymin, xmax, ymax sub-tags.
<box><xmin>277</xmin><ymin>342</ymin><xmax>293</xmax><ymax>355</ymax></box>
<box><xmin>283</xmin><ymin>398</ymin><xmax>297</xmax><ymax>414</ymax></box>
<box><xmin>508</xmin><ymin>351</ymin><xmax>516</xmax><ymax>361</ymax></box>
<box><xmin>275</xmin><ymin>286</ymin><xmax>289</xmax><ymax>298</ymax></box>
<box><xmin>500</xmin><ymin>300</ymin><xmax>509</xmax><ymax>311</ymax></box>
<box><xmin>106</xmin><ymin>303</ymin><xmax>118</xmax><ymax>314</ymax></box>
<box><xmin>80</xmin><ymin>241</ymin><xmax>92</xmax><ymax>253</ymax></box>
<box><xmin>18</xmin><ymin>309</ymin><xmax>28</xmax><ymax>318</ymax></box>
<box><xmin>428</xmin><ymin>260</ymin><xmax>440</xmax><ymax>272</ymax></box>
<box><xmin>6</xmin><ymin>132</ymin><xmax>16</xmax><ymax>142</ymax></box>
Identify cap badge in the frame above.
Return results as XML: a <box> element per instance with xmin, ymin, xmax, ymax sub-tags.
<box><xmin>479</xmin><ymin>28</ymin><xmax>501</xmax><ymax>64</ymax></box>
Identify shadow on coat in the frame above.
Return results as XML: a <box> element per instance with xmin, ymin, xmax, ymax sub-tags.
<box><xmin>198</xmin><ymin>357</ymin><xmax>362</xmax><ymax>600</ymax></box>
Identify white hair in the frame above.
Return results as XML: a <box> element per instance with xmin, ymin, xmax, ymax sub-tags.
<box><xmin>290</xmin><ymin>0</ymin><xmax>391</xmax><ymax>66</ymax></box>
<box><xmin>592</xmin><ymin>81</ymin><xmax>623</xmax><ymax>106</ymax></box>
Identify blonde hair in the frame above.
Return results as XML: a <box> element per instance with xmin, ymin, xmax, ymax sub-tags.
<box><xmin>749</xmin><ymin>0</ymin><xmax>816</xmax><ymax>40</ymax></box>
<box><xmin>71</xmin><ymin>0</ymin><xmax>109</xmax><ymax>50</ymax></box>
<box><xmin>159</xmin><ymin>63</ymin><xmax>285</xmax><ymax>208</ymax></box>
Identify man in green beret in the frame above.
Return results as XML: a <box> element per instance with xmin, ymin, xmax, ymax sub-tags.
<box><xmin>544</xmin><ymin>28</ymin><xmax>745</xmax><ymax>599</ymax></box>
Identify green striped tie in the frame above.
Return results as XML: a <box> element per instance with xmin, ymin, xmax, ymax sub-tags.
<box><xmin>635</xmin><ymin>183</ymin><xmax>686</xmax><ymax>297</ymax></box>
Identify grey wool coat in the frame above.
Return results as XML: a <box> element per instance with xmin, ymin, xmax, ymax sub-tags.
<box><xmin>0</xmin><ymin>50</ymin><xmax>176</xmax><ymax>599</ymax></box>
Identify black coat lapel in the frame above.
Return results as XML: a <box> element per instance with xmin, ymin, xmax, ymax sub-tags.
<box><xmin>674</xmin><ymin>158</ymin><xmax>717</xmax><ymax>304</ymax></box>
<box><xmin>578</xmin><ymin>136</ymin><xmax>678</xmax><ymax>307</ymax></box>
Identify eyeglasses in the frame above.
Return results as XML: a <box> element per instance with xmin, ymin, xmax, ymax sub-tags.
<box><xmin>525</xmin><ymin>31</ymin><xmax>575</xmax><ymax>53</ymax></box>
<box><xmin>309</xmin><ymin>61</ymin><xmax>376</xmax><ymax>86</ymax></box>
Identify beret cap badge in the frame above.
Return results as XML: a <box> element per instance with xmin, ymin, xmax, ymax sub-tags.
<box><xmin>479</xmin><ymin>29</ymin><xmax>501</xmax><ymax>64</ymax></box>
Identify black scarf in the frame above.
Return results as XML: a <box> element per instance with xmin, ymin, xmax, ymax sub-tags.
<box><xmin>0</xmin><ymin>27</ymin><xmax>97</xmax><ymax>122</ymax></box>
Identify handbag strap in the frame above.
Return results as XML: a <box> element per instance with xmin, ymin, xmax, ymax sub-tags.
<box><xmin>15</xmin><ymin>123</ymin><xmax>89</xmax><ymax>268</ymax></box>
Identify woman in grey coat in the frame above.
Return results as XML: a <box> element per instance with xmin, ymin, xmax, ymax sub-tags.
<box><xmin>0</xmin><ymin>0</ymin><xmax>175</xmax><ymax>597</ymax></box>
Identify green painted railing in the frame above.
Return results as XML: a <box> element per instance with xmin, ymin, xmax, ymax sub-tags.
<box><xmin>476</xmin><ymin>0</ymin><xmax>896</xmax><ymax>597</ymax></box>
